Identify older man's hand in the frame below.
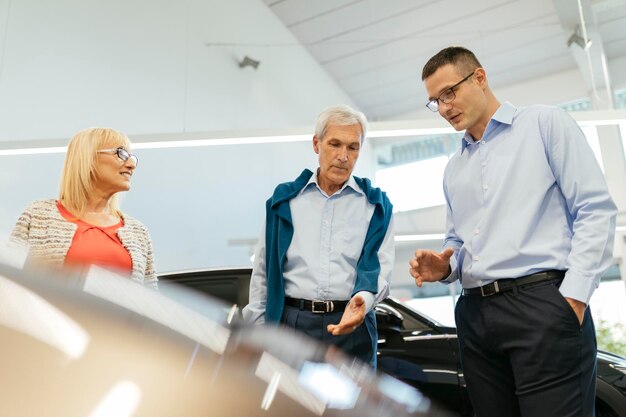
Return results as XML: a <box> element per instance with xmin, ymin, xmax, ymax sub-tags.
<box><xmin>327</xmin><ymin>295</ymin><xmax>366</xmax><ymax>335</ymax></box>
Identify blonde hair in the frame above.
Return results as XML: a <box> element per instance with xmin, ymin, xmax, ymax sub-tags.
<box><xmin>59</xmin><ymin>127</ymin><xmax>131</xmax><ymax>219</ymax></box>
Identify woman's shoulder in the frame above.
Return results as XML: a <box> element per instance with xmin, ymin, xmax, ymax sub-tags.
<box><xmin>21</xmin><ymin>199</ymin><xmax>58</xmax><ymax>215</ymax></box>
<box><xmin>120</xmin><ymin>214</ymin><xmax>150</xmax><ymax>233</ymax></box>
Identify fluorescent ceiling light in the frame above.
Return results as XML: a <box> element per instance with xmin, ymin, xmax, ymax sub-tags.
<box><xmin>397</xmin><ymin>227</ymin><xmax>626</xmax><ymax>242</ymax></box>
<box><xmin>368</xmin><ymin>128</ymin><xmax>455</xmax><ymax>137</ymax></box>
<box><xmin>132</xmin><ymin>134</ymin><xmax>311</xmax><ymax>149</ymax></box>
<box><xmin>0</xmin><ymin>128</ymin><xmax>454</xmax><ymax>156</ymax></box>
<box><xmin>0</xmin><ymin>135</ymin><xmax>312</xmax><ymax>156</ymax></box>
<box><xmin>1</xmin><ymin>113</ymin><xmax>623</xmax><ymax>156</ymax></box>
<box><xmin>577</xmin><ymin>119</ymin><xmax>626</xmax><ymax>126</ymax></box>
<box><xmin>0</xmin><ymin>146</ymin><xmax>67</xmax><ymax>156</ymax></box>
<box><xmin>570</xmin><ymin>110</ymin><xmax>626</xmax><ymax>125</ymax></box>
<box><xmin>0</xmin><ymin>129</ymin><xmax>452</xmax><ymax>155</ymax></box>
<box><xmin>394</xmin><ymin>233</ymin><xmax>445</xmax><ymax>242</ymax></box>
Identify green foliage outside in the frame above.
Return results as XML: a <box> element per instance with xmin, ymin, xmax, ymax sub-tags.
<box><xmin>596</xmin><ymin>319</ymin><xmax>626</xmax><ymax>357</ymax></box>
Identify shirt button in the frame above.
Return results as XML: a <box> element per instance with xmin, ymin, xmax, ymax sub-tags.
<box><xmin>481</xmin><ymin>140</ymin><xmax>486</xmax><ymax>145</ymax></box>
<box><xmin>483</xmin><ymin>185</ymin><xmax>488</xmax><ymax>191</ymax></box>
<box><xmin>473</xmin><ymin>256</ymin><xmax>480</xmax><ymax>261</ymax></box>
<box><xmin>474</xmin><ymin>229</ymin><xmax>480</xmax><ymax>235</ymax></box>
<box><xmin>481</xmin><ymin>162</ymin><xmax>487</xmax><ymax>167</ymax></box>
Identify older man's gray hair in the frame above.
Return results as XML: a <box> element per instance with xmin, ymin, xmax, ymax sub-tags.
<box><xmin>314</xmin><ymin>105</ymin><xmax>368</xmax><ymax>143</ymax></box>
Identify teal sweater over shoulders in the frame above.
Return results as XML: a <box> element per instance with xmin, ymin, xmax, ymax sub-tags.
<box><xmin>264</xmin><ymin>168</ymin><xmax>393</xmax><ymax>322</ymax></box>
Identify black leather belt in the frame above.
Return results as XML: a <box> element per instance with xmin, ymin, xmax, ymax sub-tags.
<box><xmin>463</xmin><ymin>270</ymin><xmax>565</xmax><ymax>297</ymax></box>
<box><xmin>285</xmin><ymin>297</ymin><xmax>349</xmax><ymax>313</ymax></box>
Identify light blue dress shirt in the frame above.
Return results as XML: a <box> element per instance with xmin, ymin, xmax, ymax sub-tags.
<box><xmin>243</xmin><ymin>172</ymin><xmax>395</xmax><ymax>324</ymax></box>
<box><xmin>443</xmin><ymin>103</ymin><xmax>616</xmax><ymax>304</ymax></box>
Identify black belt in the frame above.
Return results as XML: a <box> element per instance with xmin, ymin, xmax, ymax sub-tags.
<box><xmin>463</xmin><ymin>270</ymin><xmax>565</xmax><ymax>297</ymax></box>
<box><xmin>284</xmin><ymin>297</ymin><xmax>349</xmax><ymax>314</ymax></box>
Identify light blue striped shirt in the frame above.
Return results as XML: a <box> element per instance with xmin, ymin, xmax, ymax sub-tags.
<box><xmin>243</xmin><ymin>172</ymin><xmax>394</xmax><ymax>324</ymax></box>
<box><xmin>443</xmin><ymin>103</ymin><xmax>616</xmax><ymax>304</ymax></box>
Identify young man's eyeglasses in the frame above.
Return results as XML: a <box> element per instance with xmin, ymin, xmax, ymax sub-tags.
<box><xmin>97</xmin><ymin>147</ymin><xmax>139</xmax><ymax>166</ymax></box>
<box><xmin>426</xmin><ymin>71</ymin><xmax>475</xmax><ymax>112</ymax></box>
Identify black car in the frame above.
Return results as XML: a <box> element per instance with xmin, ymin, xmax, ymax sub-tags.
<box><xmin>376</xmin><ymin>298</ymin><xmax>626</xmax><ymax>417</ymax></box>
<box><xmin>159</xmin><ymin>267</ymin><xmax>626</xmax><ymax>417</ymax></box>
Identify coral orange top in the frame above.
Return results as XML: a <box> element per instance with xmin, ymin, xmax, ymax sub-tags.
<box><xmin>57</xmin><ymin>201</ymin><xmax>133</xmax><ymax>274</ymax></box>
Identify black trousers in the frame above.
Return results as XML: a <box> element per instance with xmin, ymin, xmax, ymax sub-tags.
<box><xmin>280</xmin><ymin>305</ymin><xmax>375</xmax><ymax>366</ymax></box>
<box><xmin>455</xmin><ymin>280</ymin><xmax>597</xmax><ymax>417</ymax></box>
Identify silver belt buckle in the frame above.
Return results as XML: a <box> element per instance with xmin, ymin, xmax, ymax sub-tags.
<box><xmin>480</xmin><ymin>281</ymin><xmax>500</xmax><ymax>297</ymax></box>
<box><xmin>312</xmin><ymin>300</ymin><xmax>334</xmax><ymax>313</ymax></box>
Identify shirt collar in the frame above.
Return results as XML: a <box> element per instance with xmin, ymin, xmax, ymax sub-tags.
<box><xmin>301</xmin><ymin>169</ymin><xmax>363</xmax><ymax>197</ymax></box>
<box><xmin>460</xmin><ymin>102</ymin><xmax>517</xmax><ymax>154</ymax></box>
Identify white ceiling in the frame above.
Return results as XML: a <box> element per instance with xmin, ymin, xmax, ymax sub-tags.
<box><xmin>263</xmin><ymin>0</ymin><xmax>626</xmax><ymax>120</ymax></box>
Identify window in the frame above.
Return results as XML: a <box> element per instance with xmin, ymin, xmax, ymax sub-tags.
<box><xmin>375</xmin><ymin>156</ymin><xmax>449</xmax><ymax>212</ymax></box>
<box><xmin>579</xmin><ymin>124</ymin><xmax>604</xmax><ymax>172</ymax></box>
<box><xmin>621</xmin><ymin>123</ymin><xmax>626</xmax><ymax>163</ymax></box>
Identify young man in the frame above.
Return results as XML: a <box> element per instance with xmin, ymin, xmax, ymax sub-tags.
<box><xmin>243</xmin><ymin>105</ymin><xmax>394</xmax><ymax>367</ymax></box>
<box><xmin>409</xmin><ymin>46</ymin><xmax>616</xmax><ymax>416</ymax></box>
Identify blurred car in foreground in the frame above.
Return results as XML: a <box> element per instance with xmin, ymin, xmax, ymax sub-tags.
<box><xmin>159</xmin><ymin>267</ymin><xmax>626</xmax><ymax>417</ymax></box>
<box><xmin>0</xmin><ymin>263</ymin><xmax>429</xmax><ymax>417</ymax></box>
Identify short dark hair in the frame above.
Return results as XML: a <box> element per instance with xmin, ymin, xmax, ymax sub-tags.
<box><xmin>421</xmin><ymin>46</ymin><xmax>482</xmax><ymax>81</ymax></box>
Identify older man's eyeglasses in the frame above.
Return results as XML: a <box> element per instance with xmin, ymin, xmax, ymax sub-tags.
<box><xmin>97</xmin><ymin>147</ymin><xmax>139</xmax><ymax>166</ymax></box>
<box><xmin>426</xmin><ymin>71</ymin><xmax>475</xmax><ymax>112</ymax></box>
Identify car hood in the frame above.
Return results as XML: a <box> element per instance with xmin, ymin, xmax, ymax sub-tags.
<box><xmin>0</xmin><ymin>263</ymin><xmax>431</xmax><ymax>416</ymax></box>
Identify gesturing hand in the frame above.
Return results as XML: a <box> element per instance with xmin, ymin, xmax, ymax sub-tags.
<box><xmin>327</xmin><ymin>295</ymin><xmax>366</xmax><ymax>336</ymax></box>
<box><xmin>409</xmin><ymin>248</ymin><xmax>454</xmax><ymax>287</ymax></box>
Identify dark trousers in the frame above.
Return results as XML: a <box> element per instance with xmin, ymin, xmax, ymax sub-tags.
<box><xmin>280</xmin><ymin>305</ymin><xmax>376</xmax><ymax>366</ymax></box>
<box><xmin>455</xmin><ymin>280</ymin><xmax>597</xmax><ymax>417</ymax></box>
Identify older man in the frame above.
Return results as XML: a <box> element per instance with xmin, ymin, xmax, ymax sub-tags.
<box><xmin>243</xmin><ymin>105</ymin><xmax>394</xmax><ymax>366</ymax></box>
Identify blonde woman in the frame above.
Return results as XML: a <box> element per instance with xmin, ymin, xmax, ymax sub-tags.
<box><xmin>10</xmin><ymin>127</ymin><xmax>157</xmax><ymax>289</ymax></box>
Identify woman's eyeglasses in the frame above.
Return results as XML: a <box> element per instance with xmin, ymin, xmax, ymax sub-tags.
<box><xmin>97</xmin><ymin>147</ymin><xmax>139</xmax><ymax>166</ymax></box>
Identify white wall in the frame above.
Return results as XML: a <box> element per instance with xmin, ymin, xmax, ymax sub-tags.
<box><xmin>0</xmin><ymin>138</ymin><xmax>377</xmax><ymax>272</ymax></box>
<box><xmin>0</xmin><ymin>0</ymin><xmax>379</xmax><ymax>272</ymax></box>
<box><xmin>0</xmin><ymin>0</ymin><xmax>355</xmax><ymax>142</ymax></box>
<box><xmin>1</xmin><ymin>0</ymin><xmax>624</xmax><ymax>282</ymax></box>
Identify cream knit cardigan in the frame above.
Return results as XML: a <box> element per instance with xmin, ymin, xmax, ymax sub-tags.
<box><xmin>10</xmin><ymin>199</ymin><xmax>158</xmax><ymax>289</ymax></box>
